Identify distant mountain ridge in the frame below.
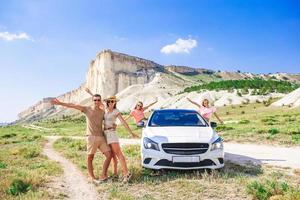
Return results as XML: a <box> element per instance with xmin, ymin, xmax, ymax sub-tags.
<box><xmin>17</xmin><ymin>49</ymin><xmax>300</xmax><ymax>123</ymax></box>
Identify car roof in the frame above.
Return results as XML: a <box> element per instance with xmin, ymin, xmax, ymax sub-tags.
<box><xmin>153</xmin><ymin>109</ymin><xmax>198</xmax><ymax>112</ymax></box>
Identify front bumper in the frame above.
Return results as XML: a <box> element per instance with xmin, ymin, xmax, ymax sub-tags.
<box><xmin>141</xmin><ymin>146</ymin><xmax>224</xmax><ymax>170</ymax></box>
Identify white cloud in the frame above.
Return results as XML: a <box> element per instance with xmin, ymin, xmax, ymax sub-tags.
<box><xmin>0</xmin><ymin>31</ymin><xmax>34</xmax><ymax>41</ymax></box>
<box><xmin>161</xmin><ymin>38</ymin><xmax>197</xmax><ymax>54</ymax></box>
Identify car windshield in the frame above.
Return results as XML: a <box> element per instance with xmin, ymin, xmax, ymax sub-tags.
<box><xmin>148</xmin><ymin>110</ymin><xmax>208</xmax><ymax>127</ymax></box>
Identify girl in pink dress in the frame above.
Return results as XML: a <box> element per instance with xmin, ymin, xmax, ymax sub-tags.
<box><xmin>126</xmin><ymin>98</ymin><xmax>158</xmax><ymax>127</ymax></box>
<box><xmin>187</xmin><ymin>98</ymin><xmax>223</xmax><ymax>124</ymax></box>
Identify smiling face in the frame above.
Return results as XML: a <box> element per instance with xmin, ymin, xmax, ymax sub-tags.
<box><xmin>93</xmin><ymin>96</ymin><xmax>102</xmax><ymax>107</ymax></box>
<box><xmin>202</xmin><ymin>99</ymin><xmax>209</xmax><ymax>108</ymax></box>
<box><xmin>106</xmin><ymin>99</ymin><xmax>116</xmax><ymax>109</ymax></box>
<box><xmin>136</xmin><ymin>102</ymin><xmax>143</xmax><ymax>110</ymax></box>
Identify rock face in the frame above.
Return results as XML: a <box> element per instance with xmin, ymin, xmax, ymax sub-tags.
<box><xmin>18</xmin><ymin>50</ymin><xmax>166</xmax><ymax>122</ymax></box>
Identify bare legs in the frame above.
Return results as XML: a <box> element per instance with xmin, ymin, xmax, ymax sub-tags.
<box><xmin>110</xmin><ymin>143</ymin><xmax>129</xmax><ymax>176</ymax></box>
<box><xmin>87</xmin><ymin>151</ymin><xmax>112</xmax><ymax>180</ymax></box>
<box><xmin>87</xmin><ymin>154</ymin><xmax>96</xmax><ymax>179</ymax></box>
<box><xmin>112</xmin><ymin>153</ymin><xmax>118</xmax><ymax>176</ymax></box>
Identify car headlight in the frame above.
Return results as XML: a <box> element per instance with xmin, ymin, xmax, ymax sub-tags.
<box><xmin>143</xmin><ymin>137</ymin><xmax>160</xmax><ymax>151</ymax></box>
<box><xmin>211</xmin><ymin>137</ymin><xmax>223</xmax><ymax>151</ymax></box>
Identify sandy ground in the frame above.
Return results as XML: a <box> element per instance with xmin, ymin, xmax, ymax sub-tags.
<box><xmin>42</xmin><ymin>136</ymin><xmax>100</xmax><ymax>200</ymax></box>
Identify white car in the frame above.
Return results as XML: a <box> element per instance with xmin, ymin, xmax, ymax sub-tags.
<box><xmin>141</xmin><ymin>109</ymin><xmax>224</xmax><ymax>170</ymax></box>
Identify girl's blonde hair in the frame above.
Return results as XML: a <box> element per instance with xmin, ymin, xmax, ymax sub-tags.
<box><xmin>202</xmin><ymin>99</ymin><xmax>210</xmax><ymax>107</ymax></box>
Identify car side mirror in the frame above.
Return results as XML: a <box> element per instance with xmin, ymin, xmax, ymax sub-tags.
<box><xmin>210</xmin><ymin>122</ymin><xmax>217</xmax><ymax>128</ymax></box>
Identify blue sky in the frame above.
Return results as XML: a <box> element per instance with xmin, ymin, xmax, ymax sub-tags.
<box><xmin>0</xmin><ymin>0</ymin><xmax>299</xmax><ymax>122</ymax></box>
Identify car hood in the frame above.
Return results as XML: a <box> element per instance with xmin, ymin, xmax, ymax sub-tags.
<box><xmin>143</xmin><ymin>126</ymin><xmax>219</xmax><ymax>143</ymax></box>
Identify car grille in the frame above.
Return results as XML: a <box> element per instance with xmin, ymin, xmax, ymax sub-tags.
<box><xmin>161</xmin><ymin>143</ymin><xmax>209</xmax><ymax>155</ymax></box>
<box><xmin>155</xmin><ymin>159</ymin><xmax>216</xmax><ymax>167</ymax></box>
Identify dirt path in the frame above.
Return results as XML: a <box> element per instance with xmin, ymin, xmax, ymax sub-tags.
<box><xmin>42</xmin><ymin>136</ymin><xmax>100</xmax><ymax>200</ymax></box>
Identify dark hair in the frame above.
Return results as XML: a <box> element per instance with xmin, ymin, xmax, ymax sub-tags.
<box><xmin>106</xmin><ymin>100</ymin><xmax>117</xmax><ymax>109</ymax></box>
<box><xmin>93</xmin><ymin>94</ymin><xmax>101</xmax><ymax>99</ymax></box>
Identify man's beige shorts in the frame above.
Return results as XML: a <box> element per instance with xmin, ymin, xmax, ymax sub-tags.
<box><xmin>86</xmin><ymin>135</ymin><xmax>111</xmax><ymax>155</ymax></box>
<box><xmin>104</xmin><ymin>130</ymin><xmax>119</xmax><ymax>144</ymax></box>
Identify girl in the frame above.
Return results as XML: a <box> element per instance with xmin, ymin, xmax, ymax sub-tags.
<box><xmin>126</xmin><ymin>98</ymin><xmax>158</xmax><ymax>127</ymax></box>
<box><xmin>104</xmin><ymin>96</ymin><xmax>137</xmax><ymax>182</ymax></box>
<box><xmin>187</xmin><ymin>98</ymin><xmax>223</xmax><ymax>124</ymax></box>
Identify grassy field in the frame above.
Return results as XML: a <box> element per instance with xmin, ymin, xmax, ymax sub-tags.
<box><xmin>215</xmin><ymin>102</ymin><xmax>300</xmax><ymax>145</ymax></box>
<box><xmin>0</xmin><ymin>125</ymin><xmax>62</xmax><ymax>200</ymax></box>
<box><xmin>33</xmin><ymin>102</ymin><xmax>300</xmax><ymax>146</ymax></box>
<box><xmin>53</xmin><ymin>137</ymin><xmax>300</xmax><ymax>200</ymax></box>
<box><xmin>2</xmin><ymin>102</ymin><xmax>300</xmax><ymax>199</ymax></box>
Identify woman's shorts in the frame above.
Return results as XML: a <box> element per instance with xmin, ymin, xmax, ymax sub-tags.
<box><xmin>104</xmin><ymin>130</ymin><xmax>119</xmax><ymax>144</ymax></box>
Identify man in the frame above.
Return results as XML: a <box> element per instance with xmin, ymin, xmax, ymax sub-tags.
<box><xmin>50</xmin><ymin>94</ymin><xmax>112</xmax><ymax>183</ymax></box>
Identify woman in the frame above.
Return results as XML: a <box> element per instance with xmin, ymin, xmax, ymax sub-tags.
<box><xmin>104</xmin><ymin>96</ymin><xmax>138</xmax><ymax>182</ymax></box>
<box><xmin>187</xmin><ymin>97</ymin><xmax>223</xmax><ymax>124</ymax></box>
<box><xmin>126</xmin><ymin>98</ymin><xmax>158</xmax><ymax>127</ymax></box>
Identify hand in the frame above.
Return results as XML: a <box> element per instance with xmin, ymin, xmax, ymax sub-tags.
<box><xmin>113</xmin><ymin>123</ymin><xmax>117</xmax><ymax>129</ymax></box>
<box><xmin>50</xmin><ymin>98</ymin><xmax>61</xmax><ymax>105</ymax></box>
<box><xmin>220</xmin><ymin>121</ymin><xmax>224</xmax><ymax>125</ymax></box>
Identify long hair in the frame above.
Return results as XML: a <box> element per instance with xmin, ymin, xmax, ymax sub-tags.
<box><xmin>106</xmin><ymin>100</ymin><xmax>117</xmax><ymax>109</ymax></box>
<box><xmin>202</xmin><ymin>99</ymin><xmax>210</xmax><ymax>107</ymax></box>
<box><xmin>134</xmin><ymin>101</ymin><xmax>143</xmax><ymax>109</ymax></box>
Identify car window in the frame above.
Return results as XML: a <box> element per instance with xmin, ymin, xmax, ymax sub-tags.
<box><xmin>148</xmin><ymin>110</ymin><xmax>208</xmax><ymax>127</ymax></box>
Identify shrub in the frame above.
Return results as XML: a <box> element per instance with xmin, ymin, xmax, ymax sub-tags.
<box><xmin>246</xmin><ymin>179</ymin><xmax>300</xmax><ymax>200</ymax></box>
<box><xmin>268</xmin><ymin>128</ymin><xmax>279</xmax><ymax>135</ymax></box>
<box><xmin>292</xmin><ymin>134</ymin><xmax>300</xmax><ymax>142</ymax></box>
<box><xmin>183</xmin><ymin>79</ymin><xmax>300</xmax><ymax>94</ymax></box>
<box><xmin>239</xmin><ymin>119</ymin><xmax>250</xmax><ymax>124</ymax></box>
<box><xmin>21</xmin><ymin>147</ymin><xmax>40</xmax><ymax>159</ymax></box>
<box><xmin>216</xmin><ymin>125</ymin><xmax>234</xmax><ymax>132</ymax></box>
<box><xmin>6</xmin><ymin>179</ymin><xmax>32</xmax><ymax>196</ymax></box>
<box><xmin>1</xmin><ymin>133</ymin><xmax>17</xmax><ymax>138</ymax></box>
<box><xmin>69</xmin><ymin>140</ymin><xmax>86</xmax><ymax>151</ymax></box>
<box><xmin>0</xmin><ymin>162</ymin><xmax>7</xmax><ymax>169</ymax></box>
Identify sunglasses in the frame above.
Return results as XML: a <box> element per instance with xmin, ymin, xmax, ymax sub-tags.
<box><xmin>137</xmin><ymin>104</ymin><xmax>143</xmax><ymax>107</ymax></box>
<box><xmin>93</xmin><ymin>99</ymin><xmax>101</xmax><ymax>102</ymax></box>
<box><xmin>107</xmin><ymin>100</ymin><xmax>115</xmax><ymax>103</ymax></box>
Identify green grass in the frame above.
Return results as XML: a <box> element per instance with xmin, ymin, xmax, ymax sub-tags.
<box><xmin>53</xmin><ymin>138</ymin><xmax>300</xmax><ymax>200</ymax></box>
<box><xmin>0</xmin><ymin>125</ymin><xmax>62</xmax><ymax>200</ymax></box>
<box><xmin>247</xmin><ymin>179</ymin><xmax>300</xmax><ymax>200</ymax></box>
<box><xmin>213</xmin><ymin>102</ymin><xmax>300</xmax><ymax>145</ymax></box>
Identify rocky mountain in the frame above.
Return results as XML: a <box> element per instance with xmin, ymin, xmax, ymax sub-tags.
<box><xmin>17</xmin><ymin>49</ymin><xmax>300</xmax><ymax>122</ymax></box>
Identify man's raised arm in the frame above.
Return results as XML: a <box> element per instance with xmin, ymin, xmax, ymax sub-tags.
<box><xmin>50</xmin><ymin>98</ymin><xmax>85</xmax><ymax>112</ymax></box>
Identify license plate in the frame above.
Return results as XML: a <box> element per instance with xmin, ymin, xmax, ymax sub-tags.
<box><xmin>172</xmin><ymin>156</ymin><xmax>200</xmax><ymax>163</ymax></box>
